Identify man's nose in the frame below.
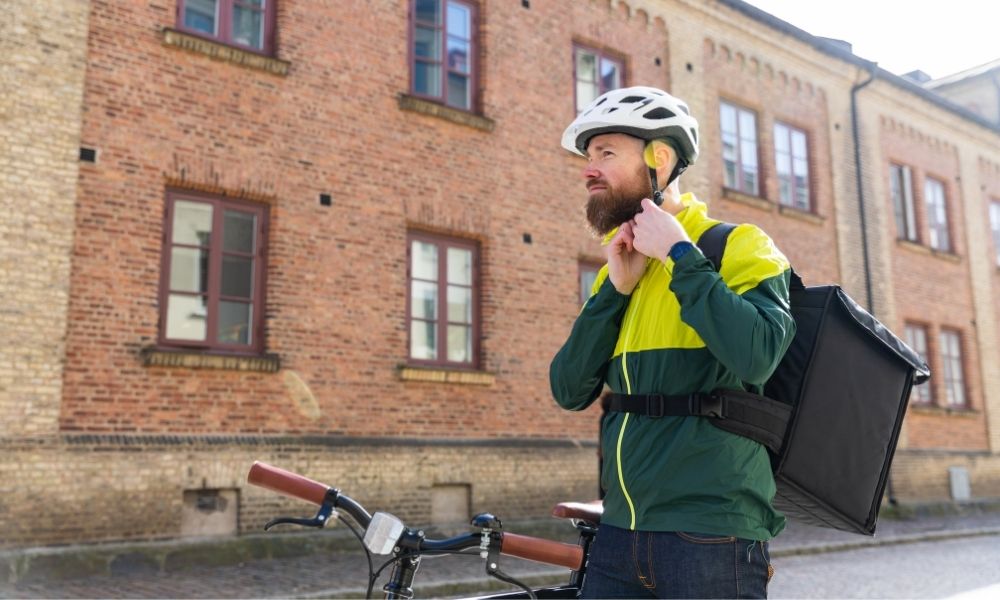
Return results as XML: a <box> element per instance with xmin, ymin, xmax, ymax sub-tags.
<box><xmin>582</xmin><ymin>163</ymin><xmax>600</xmax><ymax>179</ymax></box>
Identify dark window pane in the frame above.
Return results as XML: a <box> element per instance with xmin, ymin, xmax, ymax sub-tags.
<box><xmin>414</xmin><ymin>61</ymin><xmax>441</xmax><ymax>97</ymax></box>
<box><xmin>415</xmin><ymin>26</ymin><xmax>441</xmax><ymax>60</ymax></box>
<box><xmin>447</xmin><ymin>73</ymin><xmax>469</xmax><ymax>108</ymax></box>
<box><xmin>218</xmin><ymin>301</ymin><xmax>252</xmax><ymax>344</ymax></box>
<box><xmin>223</xmin><ymin>210</ymin><xmax>256</xmax><ymax>253</ymax></box>
<box><xmin>173</xmin><ymin>201</ymin><xmax>213</xmax><ymax>246</ymax></box>
<box><xmin>184</xmin><ymin>0</ymin><xmax>218</xmax><ymax>35</ymax></box>
<box><xmin>232</xmin><ymin>4</ymin><xmax>263</xmax><ymax>49</ymax></box>
<box><xmin>170</xmin><ymin>247</ymin><xmax>210</xmax><ymax>293</ymax></box>
<box><xmin>221</xmin><ymin>255</ymin><xmax>253</xmax><ymax>298</ymax></box>
<box><xmin>416</xmin><ymin>0</ymin><xmax>441</xmax><ymax>24</ymax></box>
<box><xmin>166</xmin><ymin>294</ymin><xmax>208</xmax><ymax>341</ymax></box>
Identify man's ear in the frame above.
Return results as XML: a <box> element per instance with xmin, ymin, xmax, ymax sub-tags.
<box><xmin>644</xmin><ymin>140</ymin><xmax>676</xmax><ymax>170</ymax></box>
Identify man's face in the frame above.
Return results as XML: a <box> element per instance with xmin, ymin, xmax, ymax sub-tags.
<box><xmin>582</xmin><ymin>133</ymin><xmax>649</xmax><ymax>236</ymax></box>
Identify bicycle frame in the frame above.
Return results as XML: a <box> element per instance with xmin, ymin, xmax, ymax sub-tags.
<box><xmin>247</xmin><ymin>461</ymin><xmax>599</xmax><ymax>600</ymax></box>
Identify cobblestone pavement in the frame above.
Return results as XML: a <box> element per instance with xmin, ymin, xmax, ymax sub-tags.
<box><xmin>4</xmin><ymin>508</ymin><xmax>1000</xmax><ymax>599</ymax></box>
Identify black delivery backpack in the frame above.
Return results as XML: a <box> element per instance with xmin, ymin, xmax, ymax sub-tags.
<box><xmin>697</xmin><ymin>223</ymin><xmax>932</xmax><ymax>535</ymax></box>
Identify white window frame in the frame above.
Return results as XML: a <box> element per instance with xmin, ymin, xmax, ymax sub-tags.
<box><xmin>720</xmin><ymin>101</ymin><xmax>759</xmax><ymax>196</ymax></box>
<box><xmin>774</xmin><ymin>122</ymin><xmax>811</xmax><ymax>211</ymax></box>
<box><xmin>925</xmin><ymin>176</ymin><xmax>951</xmax><ymax>252</ymax></box>
<box><xmin>890</xmin><ymin>164</ymin><xmax>918</xmax><ymax>242</ymax></box>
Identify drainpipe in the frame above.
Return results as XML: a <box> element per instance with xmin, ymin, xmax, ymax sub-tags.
<box><xmin>850</xmin><ymin>61</ymin><xmax>877</xmax><ymax>315</ymax></box>
<box><xmin>850</xmin><ymin>62</ymin><xmax>899</xmax><ymax>506</ymax></box>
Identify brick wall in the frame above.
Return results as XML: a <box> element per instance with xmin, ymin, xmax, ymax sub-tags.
<box><xmin>0</xmin><ymin>436</ymin><xmax>595</xmax><ymax>547</ymax></box>
<box><xmin>0</xmin><ymin>0</ymin><xmax>89</xmax><ymax>437</ymax></box>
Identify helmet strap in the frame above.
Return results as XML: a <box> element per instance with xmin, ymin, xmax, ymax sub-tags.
<box><xmin>648</xmin><ymin>141</ymin><xmax>688</xmax><ymax>206</ymax></box>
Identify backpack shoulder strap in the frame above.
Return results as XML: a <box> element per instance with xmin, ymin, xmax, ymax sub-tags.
<box><xmin>695</xmin><ymin>222</ymin><xmax>738</xmax><ymax>272</ymax></box>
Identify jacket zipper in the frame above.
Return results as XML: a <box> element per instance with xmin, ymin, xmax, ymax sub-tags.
<box><xmin>616</xmin><ymin>278</ymin><xmax>644</xmax><ymax>531</ymax></box>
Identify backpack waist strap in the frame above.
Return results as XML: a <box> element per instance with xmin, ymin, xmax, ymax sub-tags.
<box><xmin>608</xmin><ymin>390</ymin><xmax>792</xmax><ymax>455</ymax></box>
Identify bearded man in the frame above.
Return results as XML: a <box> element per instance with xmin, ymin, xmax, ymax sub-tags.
<box><xmin>550</xmin><ymin>86</ymin><xmax>796</xmax><ymax>599</ymax></box>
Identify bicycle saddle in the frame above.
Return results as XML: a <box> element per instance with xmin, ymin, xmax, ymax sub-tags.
<box><xmin>551</xmin><ymin>500</ymin><xmax>603</xmax><ymax>524</ymax></box>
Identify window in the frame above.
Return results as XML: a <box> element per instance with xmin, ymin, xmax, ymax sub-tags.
<box><xmin>408</xmin><ymin>232</ymin><xmax>479</xmax><ymax>367</ymax></box>
<box><xmin>939</xmin><ymin>329</ymin><xmax>967</xmax><ymax>408</ymax></box>
<box><xmin>925</xmin><ymin>177</ymin><xmax>951</xmax><ymax>252</ymax></box>
<box><xmin>412</xmin><ymin>0</ymin><xmax>477</xmax><ymax>111</ymax></box>
<box><xmin>574</xmin><ymin>46</ymin><xmax>623</xmax><ymax>113</ymax></box>
<box><xmin>720</xmin><ymin>101</ymin><xmax>759</xmax><ymax>196</ymax></box>
<box><xmin>990</xmin><ymin>200</ymin><xmax>1000</xmax><ymax>266</ymax></box>
<box><xmin>579</xmin><ymin>261</ymin><xmax>602</xmax><ymax>305</ymax></box>
<box><xmin>889</xmin><ymin>164</ymin><xmax>918</xmax><ymax>242</ymax></box>
<box><xmin>774</xmin><ymin>122</ymin><xmax>810</xmax><ymax>211</ymax></box>
<box><xmin>177</xmin><ymin>0</ymin><xmax>276</xmax><ymax>54</ymax></box>
<box><xmin>904</xmin><ymin>323</ymin><xmax>932</xmax><ymax>405</ymax></box>
<box><xmin>160</xmin><ymin>192</ymin><xmax>268</xmax><ymax>353</ymax></box>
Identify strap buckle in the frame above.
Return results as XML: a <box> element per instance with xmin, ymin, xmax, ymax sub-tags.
<box><xmin>689</xmin><ymin>393</ymin><xmax>726</xmax><ymax>419</ymax></box>
<box><xmin>645</xmin><ymin>394</ymin><xmax>665</xmax><ymax>419</ymax></box>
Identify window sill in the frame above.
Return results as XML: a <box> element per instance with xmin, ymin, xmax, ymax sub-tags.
<box><xmin>910</xmin><ymin>404</ymin><xmax>978</xmax><ymax>418</ymax></box>
<box><xmin>398</xmin><ymin>94</ymin><xmax>495</xmax><ymax>132</ymax></box>
<box><xmin>777</xmin><ymin>204</ymin><xmax>824</xmax><ymax>225</ymax></box>
<box><xmin>162</xmin><ymin>28</ymin><xmax>290</xmax><ymax>76</ymax></box>
<box><xmin>141</xmin><ymin>347</ymin><xmax>280</xmax><ymax>373</ymax></box>
<box><xmin>896</xmin><ymin>240</ymin><xmax>962</xmax><ymax>263</ymax></box>
<box><xmin>398</xmin><ymin>365</ymin><xmax>495</xmax><ymax>386</ymax></box>
<box><xmin>721</xmin><ymin>188</ymin><xmax>772</xmax><ymax>212</ymax></box>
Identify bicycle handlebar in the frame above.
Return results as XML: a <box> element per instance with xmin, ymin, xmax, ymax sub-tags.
<box><xmin>246</xmin><ymin>461</ymin><xmax>584</xmax><ymax>571</ymax></box>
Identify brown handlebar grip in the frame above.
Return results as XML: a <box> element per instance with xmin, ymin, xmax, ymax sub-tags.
<box><xmin>500</xmin><ymin>532</ymin><xmax>584</xmax><ymax>571</ymax></box>
<box><xmin>247</xmin><ymin>461</ymin><xmax>330</xmax><ymax>506</ymax></box>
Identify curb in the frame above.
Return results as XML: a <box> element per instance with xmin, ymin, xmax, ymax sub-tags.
<box><xmin>770</xmin><ymin>527</ymin><xmax>1000</xmax><ymax>558</ymax></box>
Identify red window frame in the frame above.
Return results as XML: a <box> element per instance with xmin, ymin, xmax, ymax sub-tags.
<box><xmin>890</xmin><ymin>163</ymin><xmax>919</xmax><ymax>243</ymax></box>
<box><xmin>939</xmin><ymin>328</ymin><xmax>967</xmax><ymax>408</ymax></box>
<box><xmin>410</xmin><ymin>0</ymin><xmax>479</xmax><ymax>112</ymax></box>
<box><xmin>773</xmin><ymin>121</ymin><xmax>811</xmax><ymax>211</ymax></box>
<box><xmin>720</xmin><ymin>100</ymin><xmax>760</xmax><ymax>196</ymax></box>
<box><xmin>904</xmin><ymin>322</ymin><xmax>933</xmax><ymax>405</ymax></box>
<box><xmin>924</xmin><ymin>175</ymin><xmax>952</xmax><ymax>252</ymax></box>
<box><xmin>176</xmin><ymin>0</ymin><xmax>277</xmax><ymax>56</ymax></box>
<box><xmin>158</xmin><ymin>190</ymin><xmax>269</xmax><ymax>354</ymax></box>
<box><xmin>572</xmin><ymin>44</ymin><xmax>624</xmax><ymax>114</ymax></box>
<box><xmin>406</xmin><ymin>231</ymin><xmax>481</xmax><ymax>368</ymax></box>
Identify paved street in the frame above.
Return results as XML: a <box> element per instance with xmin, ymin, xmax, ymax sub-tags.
<box><xmin>3</xmin><ymin>509</ymin><xmax>1000</xmax><ymax>599</ymax></box>
<box><xmin>770</xmin><ymin>534</ymin><xmax>1000</xmax><ymax>599</ymax></box>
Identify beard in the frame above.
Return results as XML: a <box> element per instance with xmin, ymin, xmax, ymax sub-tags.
<box><xmin>585</xmin><ymin>163</ymin><xmax>651</xmax><ymax>236</ymax></box>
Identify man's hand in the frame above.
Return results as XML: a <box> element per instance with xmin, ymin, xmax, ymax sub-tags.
<box><xmin>630</xmin><ymin>197</ymin><xmax>691</xmax><ymax>262</ymax></box>
<box><xmin>606</xmin><ymin>222</ymin><xmax>647</xmax><ymax>295</ymax></box>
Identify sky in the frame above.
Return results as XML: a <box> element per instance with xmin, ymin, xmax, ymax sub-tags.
<box><xmin>742</xmin><ymin>0</ymin><xmax>1000</xmax><ymax>80</ymax></box>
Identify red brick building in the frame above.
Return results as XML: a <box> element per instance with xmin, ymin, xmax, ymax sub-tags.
<box><xmin>3</xmin><ymin>0</ymin><xmax>999</xmax><ymax>547</ymax></box>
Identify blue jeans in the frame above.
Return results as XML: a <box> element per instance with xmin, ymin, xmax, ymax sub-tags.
<box><xmin>580</xmin><ymin>524</ymin><xmax>773</xmax><ymax>599</ymax></box>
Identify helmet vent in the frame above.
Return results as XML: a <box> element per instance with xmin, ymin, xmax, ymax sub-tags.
<box><xmin>596</xmin><ymin>97</ymin><xmax>608</xmax><ymax>106</ymax></box>
<box><xmin>619</xmin><ymin>95</ymin><xmax>647</xmax><ymax>103</ymax></box>
<box><xmin>603</xmin><ymin>106</ymin><xmax>619</xmax><ymax>113</ymax></box>
<box><xmin>691</xmin><ymin>128</ymin><xmax>698</xmax><ymax>144</ymax></box>
<box><xmin>643</xmin><ymin>107</ymin><xmax>676</xmax><ymax>120</ymax></box>
<box><xmin>678</xmin><ymin>104</ymin><xmax>690</xmax><ymax>115</ymax></box>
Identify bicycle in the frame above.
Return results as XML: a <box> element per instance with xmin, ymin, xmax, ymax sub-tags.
<box><xmin>247</xmin><ymin>461</ymin><xmax>602</xmax><ymax>599</ymax></box>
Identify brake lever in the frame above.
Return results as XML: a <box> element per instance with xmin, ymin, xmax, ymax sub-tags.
<box><xmin>264</xmin><ymin>500</ymin><xmax>337</xmax><ymax>530</ymax></box>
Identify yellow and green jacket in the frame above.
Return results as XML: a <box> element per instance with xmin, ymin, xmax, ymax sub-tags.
<box><xmin>550</xmin><ymin>193</ymin><xmax>796</xmax><ymax>541</ymax></box>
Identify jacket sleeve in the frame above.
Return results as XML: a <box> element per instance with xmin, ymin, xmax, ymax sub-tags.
<box><xmin>549</xmin><ymin>273</ymin><xmax>630</xmax><ymax>411</ymax></box>
<box><xmin>670</xmin><ymin>225</ymin><xmax>796</xmax><ymax>385</ymax></box>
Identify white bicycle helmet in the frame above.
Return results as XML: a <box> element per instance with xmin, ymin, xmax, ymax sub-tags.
<box><xmin>561</xmin><ymin>86</ymin><xmax>699</xmax><ymax>167</ymax></box>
